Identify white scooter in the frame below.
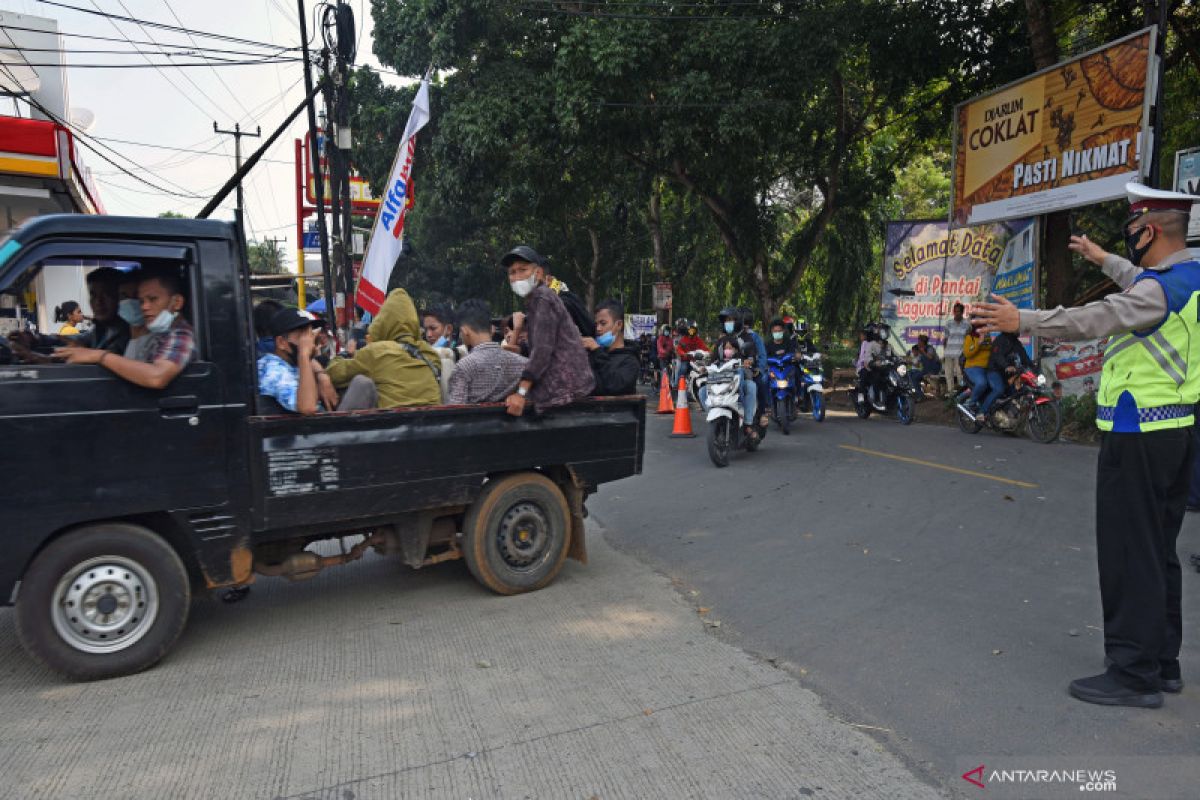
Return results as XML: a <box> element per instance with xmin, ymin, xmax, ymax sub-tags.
<box><xmin>703</xmin><ymin>357</ymin><xmax>763</xmax><ymax>468</ymax></box>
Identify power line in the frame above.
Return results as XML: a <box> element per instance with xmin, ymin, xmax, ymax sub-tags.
<box><xmin>164</xmin><ymin>1</ymin><xmax>257</xmax><ymax>121</ymax></box>
<box><xmin>0</xmin><ymin>23</ymin><xmax>296</xmax><ymax>55</ymax></box>
<box><xmin>7</xmin><ymin>57</ymin><xmax>302</xmax><ymax>67</ymax></box>
<box><xmin>91</xmin><ymin>135</ymin><xmax>294</xmax><ymax>165</ymax></box>
<box><xmin>33</xmin><ymin>0</ymin><xmax>291</xmax><ymax>49</ymax></box>
<box><xmin>0</xmin><ymin>43</ymin><xmax>294</xmax><ymax>59</ymax></box>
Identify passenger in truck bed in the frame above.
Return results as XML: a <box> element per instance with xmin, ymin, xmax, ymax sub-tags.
<box><xmin>325</xmin><ymin>287</ymin><xmax>442</xmax><ymax>409</ymax></box>
<box><xmin>55</xmin><ymin>266</ymin><xmax>196</xmax><ymax>389</ymax></box>
<box><xmin>257</xmin><ymin>307</ymin><xmax>376</xmax><ymax>415</ymax></box>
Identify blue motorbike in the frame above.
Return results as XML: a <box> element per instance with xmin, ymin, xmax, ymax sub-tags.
<box><xmin>796</xmin><ymin>352</ymin><xmax>826</xmax><ymax>422</ymax></box>
<box><xmin>767</xmin><ymin>354</ymin><xmax>798</xmax><ymax>435</ymax></box>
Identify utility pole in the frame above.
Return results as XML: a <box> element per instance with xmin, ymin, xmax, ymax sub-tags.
<box><xmin>298</xmin><ymin>0</ymin><xmax>335</xmax><ymax>339</ymax></box>
<box><xmin>212</xmin><ymin>121</ymin><xmax>261</xmax><ymax>216</ymax></box>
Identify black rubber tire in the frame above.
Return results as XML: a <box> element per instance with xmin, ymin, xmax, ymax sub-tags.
<box><xmin>15</xmin><ymin>523</ymin><xmax>190</xmax><ymax>681</ymax></box>
<box><xmin>958</xmin><ymin>406</ymin><xmax>983</xmax><ymax>434</ymax></box>
<box><xmin>812</xmin><ymin>392</ymin><xmax>826</xmax><ymax>422</ymax></box>
<box><xmin>775</xmin><ymin>398</ymin><xmax>790</xmax><ymax>435</ymax></box>
<box><xmin>707</xmin><ymin>417</ymin><xmax>731</xmax><ymax>467</ymax></box>
<box><xmin>852</xmin><ymin>391</ymin><xmax>871</xmax><ymax>419</ymax></box>
<box><xmin>1027</xmin><ymin>400</ymin><xmax>1063</xmax><ymax>444</ymax></box>
<box><xmin>462</xmin><ymin>472</ymin><xmax>572</xmax><ymax>595</ymax></box>
<box><xmin>896</xmin><ymin>394</ymin><xmax>915</xmax><ymax>425</ymax></box>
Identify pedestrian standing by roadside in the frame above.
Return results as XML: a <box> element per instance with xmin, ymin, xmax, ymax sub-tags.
<box><xmin>973</xmin><ymin>183</ymin><xmax>1200</xmax><ymax>709</ymax></box>
<box><xmin>943</xmin><ymin>302</ymin><xmax>971</xmax><ymax>391</ymax></box>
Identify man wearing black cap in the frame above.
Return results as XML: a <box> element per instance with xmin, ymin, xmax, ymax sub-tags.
<box><xmin>500</xmin><ymin>245</ymin><xmax>594</xmax><ymax>416</ymax></box>
<box><xmin>257</xmin><ymin>307</ymin><xmax>376</xmax><ymax>414</ymax></box>
<box><xmin>974</xmin><ymin>183</ymin><xmax>1200</xmax><ymax>708</ymax></box>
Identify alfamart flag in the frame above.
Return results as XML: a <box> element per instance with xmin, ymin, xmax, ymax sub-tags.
<box><xmin>355</xmin><ymin>78</ymin><xmax>431</xmax><ymax>314</ymax></box>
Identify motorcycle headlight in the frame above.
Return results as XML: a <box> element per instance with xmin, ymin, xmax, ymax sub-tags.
<box><xmin>896</xmin><ymin>364</ymin><xmax>908</xmax><ymax>376</ymax></box>
<box><xmin>1037</xmin><ymin>374</ymin><xmax>1047</xmax><ymax>387</ymax></box>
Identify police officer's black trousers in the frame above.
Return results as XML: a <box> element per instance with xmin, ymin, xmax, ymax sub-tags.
<box><xmin>1096</xmin><ymin>427</ymin><xmax>1192</xmax><ymax>690</ymax></box>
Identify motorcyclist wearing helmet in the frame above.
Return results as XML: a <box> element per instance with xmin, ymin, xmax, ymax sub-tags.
<box><xmin>739</xmin><ymin>306</ymin><xmax>769</xmax><ymax>425</ymax></box>
<box><xmin>673</xmin><ymin>318</ymin><xmax>709</xmax><ymax>388</ymax></box>
<box><xmin>655</xmin><ymin>324</ymin><xmax>674</xmax><ymax>375</ymax></box>
<box><xmin>706</xmin><ymin>307</ymin><xmax>760</xmax><ymax>439</ymax></box>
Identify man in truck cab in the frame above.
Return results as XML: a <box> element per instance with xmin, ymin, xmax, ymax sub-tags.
<box><xmin>8</xmin><ymin>266</ymin><xmax>131</xmax><ymax>362</ymax></box>
<box><xmin>54</xmin><ymin>266</ymin><xmax>195</xmax><ymax>389</ymax></box>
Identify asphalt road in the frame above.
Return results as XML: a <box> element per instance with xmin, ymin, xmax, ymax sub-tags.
<box><xmin>592</xmin><ymin>402</ymin><xmax>1200</xmax><ymax>798</ymax></box>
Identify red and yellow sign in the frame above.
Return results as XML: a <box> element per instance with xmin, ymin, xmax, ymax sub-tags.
<box><xmin>952</xmin><ymin>29</ymin><xmax>1156</xmax><ymax>224</ymax></box>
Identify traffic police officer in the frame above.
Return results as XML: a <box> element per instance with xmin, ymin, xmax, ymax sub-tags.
<box><xmin>973</xmin><ymin>183</ymin><xmax>1200</xmax><ymax>708</ymax></box>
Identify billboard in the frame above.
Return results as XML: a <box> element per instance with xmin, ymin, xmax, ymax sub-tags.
<box><xmin>881</xmin><ymin>218</ymin><xmax>1037</xmax><ymax>350</ymax></box>
<box><xmin>1174</xmin><ymin>146</ymin><xmax>1200</xmax><ymax>240</ymax></box>
<box><xmin>952</xmin><ymin>29</ymin><xmax>1156</xmax><ymax>225</ymax></box>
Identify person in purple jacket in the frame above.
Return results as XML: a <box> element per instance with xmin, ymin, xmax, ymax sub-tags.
<box><xmin>501</xmin><ymin>245</ymin><xmax>595</xmax><ymax>416</ymax></box>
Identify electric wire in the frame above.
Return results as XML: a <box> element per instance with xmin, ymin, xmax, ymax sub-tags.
<box><xmin>0</xmin><ymin>23</ymin><xmax>297</xmax><ymax>56</ymax></box>
<box><xmin>33</xmin><ymin>0</ymin><xmax>292</xmax><ymax>49</ymax></box>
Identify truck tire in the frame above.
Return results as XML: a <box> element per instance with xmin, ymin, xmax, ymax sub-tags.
<box><xmin>15</xmin><ymin>523</ymin><xmax>190</xmax><ymax>681</ymax></box>
<box><xmin>463</xmin><ymin>473</ymin><xmax>572</xmax><ymax>595</ymax></box>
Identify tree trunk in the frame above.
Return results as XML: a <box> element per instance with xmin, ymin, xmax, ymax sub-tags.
<box><xmin>647</xmin><ymin>181</ymin><xmax>668</xmax><ymax>324</ymax></box>
<box><xmin>585</xmin><ymin>228</ymin><xmax>600</xmax><ymax>312</ymax></box>
<box><xmin>1023</xmin><ymin>0</ymin><xmax>1074</xmax><ymax>307</ymax></box>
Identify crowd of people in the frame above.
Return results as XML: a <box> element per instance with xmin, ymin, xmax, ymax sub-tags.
<box><xmin>852</xmin><ymin>300</ymin><xmax>1040</xmax><ymax>424</ymax></box>
<box><xmin>252</xmin><ymin>244</ymin><xmax>641</xmax><ymax>416</ymax></box>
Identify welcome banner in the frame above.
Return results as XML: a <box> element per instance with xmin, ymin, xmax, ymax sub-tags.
<box><xmin>881</xmin><ymin>218</ymin><xmax>1037</xmax><ymax>348</ymax></box>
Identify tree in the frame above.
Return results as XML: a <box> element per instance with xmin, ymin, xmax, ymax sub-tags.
<box><xmin>247</xmin><ymin>239</ymin><xmax>288</xmax><ymax>275</ymax></box>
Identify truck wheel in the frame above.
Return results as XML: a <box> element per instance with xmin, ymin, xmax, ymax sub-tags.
<box><xmin>15</xmin><ymin>523</ymin><xmax>190</xmax><ymax>681</ymax></box>
<box><xmin>463</xmin><ymin>473</ymin><xmax>572</xmax><ymax>595</ymax></box>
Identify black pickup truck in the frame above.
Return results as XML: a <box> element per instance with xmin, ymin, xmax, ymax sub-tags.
<box><xmin>0</xmin><ymin>215</ymin><xmax>645</xmax><ymax>680</ymax></box>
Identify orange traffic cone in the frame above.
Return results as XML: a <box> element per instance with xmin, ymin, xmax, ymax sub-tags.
<box><xmin>656</xmin><ymin>369</ymin><xmax>675</xmax><ymax>414</ymax></box>
<box><xmin>670</xmin><ymin>377</ymin><xmax>696</xmax><ymax>438</ymax></box>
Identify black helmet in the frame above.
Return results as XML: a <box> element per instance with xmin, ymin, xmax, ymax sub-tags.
<box><xmin>718</xmin><ymin>306</ymin><xmax>740</xmax><ymax>326</ymax></box>
<box><xmin>675</xmin><ymin>318</ymin><xmax>690</xmax><ymax>333</ymax></box>
<box><xmin>796</xmin><ymin>318</ymin><xmax>809</xmax><ymax>335</ymax></box>
<box><xmin>738</xmin><ymin>306</ymin><xmax>753</xmax><ymax>327</ymax></box>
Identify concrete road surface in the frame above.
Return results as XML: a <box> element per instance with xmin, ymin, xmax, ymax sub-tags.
<box><xmin>0</xmin><ymin>521</ymin><xmax>943</xmax><ymax>799</ymax></box>
<box><xmin>593</xmin><ymin>404</ymin><xmax>1200</xmax><ymax>799</ymax></box>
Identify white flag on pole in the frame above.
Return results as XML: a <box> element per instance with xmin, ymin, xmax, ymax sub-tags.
<box><xmin>355</xmin><ymin>78</ymin><xmax>431</xmax><ymax>315</ymax></box>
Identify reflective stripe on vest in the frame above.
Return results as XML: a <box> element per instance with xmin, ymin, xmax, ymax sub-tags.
<box><xmin>1095</xmin><ymin>258</ymin><xmax>1200</xmax><ymax>432</ymax></box>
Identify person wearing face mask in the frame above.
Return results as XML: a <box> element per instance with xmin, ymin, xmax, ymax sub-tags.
<box><xmin>500</xmin><ymin>245</ymin><xmax>594</xmax><ymax>416</ymax></box>
<box><xmin>9</xmin><ymin>267</ymin><xmax>131</xmax><ymax>362</ymax></box>
<box><xmin>973</xmin><ymin>184</ymin><xmax>1200</xmax><ymax>709</ymax></box>
<box><xmin>673</xmin><ymin>319</ymin><xmax>709</xmax><ymax>389</ymax></box>
<box><xmin>55</xmin><ymin>266</ymin><xmax>195</xmax><ymax>389</ymax></box>
<box><xmin>704</xmin><ymin>308</ymin><xmax>759</xmax><ymax>437</ymax></box>
<box><xmin>255</xmin><ymin>308</ymin><xmax>376</xmax><ymax>414</ymax></box>
<box><xmin>584</xmin><ymin>299</ymin><xmax>640</xmax><ymax>396</ymax></box>
<box><xmin>422</xmin><ymin>303</ymin><xmax>467</xmax><ymax>359</ymax></box>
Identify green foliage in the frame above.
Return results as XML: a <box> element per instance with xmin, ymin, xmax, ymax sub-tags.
<box><xmin>353</xmin><ymin>0</ymin><xmax>1199</xmax><ymax>336</ymax></box>
<box><xmin>247</xmin><ymin>239</ymin><xmax>288</xmax><ymax>275</ymax></box>
<box><xmin>1060</xmin><ymin>392</ymin><xmax>1099</xmax><ymax>442</ymax></box>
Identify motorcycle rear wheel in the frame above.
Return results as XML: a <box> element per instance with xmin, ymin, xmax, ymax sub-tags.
<box><xmin>707</xmin><ymin>417</ymin><xmax>731</xmax><ymax>468</ymax></box>
<box><xmin>1026</xmin><ymin>400</ymin><xmax>1062</xmax><ymax>444</ymax></box>
<box><xmin>852</xmin><ymin>390</ymin><xmax>871</xmax><ymax>419</ymax></box>
<box><xmin>896</xmin><ymin>394</ymin><xmax>915</xmax><ymax>425</ymax></box>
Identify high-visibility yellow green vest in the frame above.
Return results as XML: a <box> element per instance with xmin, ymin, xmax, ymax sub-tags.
<box><xmin>1097</xmin><ymin>258</ymin><xmax>1200</xmax><ymax>432</ymax></box>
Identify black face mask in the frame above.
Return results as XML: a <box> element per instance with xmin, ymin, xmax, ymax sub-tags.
<box><xmin>1124</xmin><ymin>225</ymin><xmax>1153</xmax><ymax>266</ymax></box>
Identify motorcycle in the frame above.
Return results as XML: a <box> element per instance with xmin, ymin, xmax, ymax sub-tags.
<box><xmin>766</xmin><ymin>354</ymin><xmax>798</xmax><ymax>434</ymax></box>
<box><xmin>796</xmin><ymin>351</ymin><xmax>826</xmax><ymax>422</ymax></box>
<box><xmin>685</xmin><ymin>350</ymin><xmax>710</xmax><ymax>406</ymax></box>
<box><xmin>703</xmin><ymin>357</ymin><xmax>766</xmax><ymax>467</ymax></box>
<box><xmin>956</xmin><ymin>367</ymin><xmax>1062</xmax><ymax>443</ymax></box>
<box><xmin>849</xmin><ymin>353</ymin><xmax>916</xmax><ymax>425</ymax></box>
